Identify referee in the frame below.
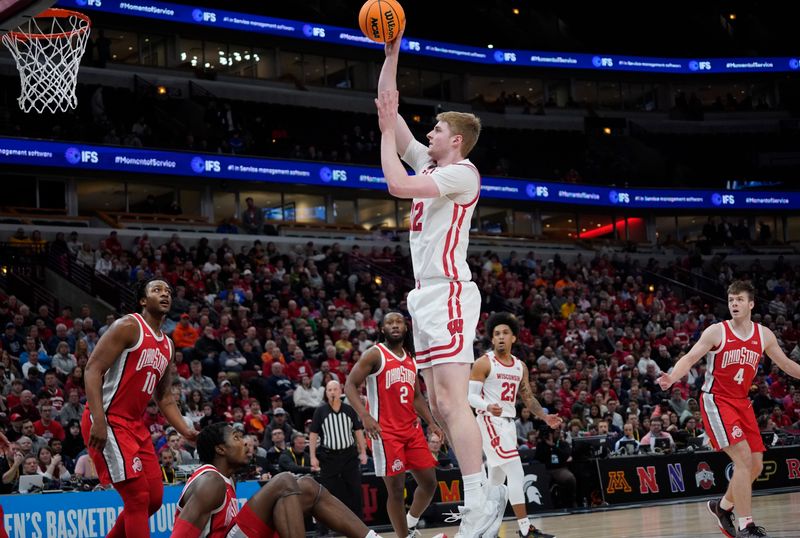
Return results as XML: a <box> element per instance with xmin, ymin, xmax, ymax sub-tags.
<box><xmin>309</xmin><ymin>379</ymin><xmax>368</xmax><ymax>521</ymax></box>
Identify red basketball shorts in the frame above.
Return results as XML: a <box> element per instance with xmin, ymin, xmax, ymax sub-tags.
<box><xmin>371</xmin><ymin>426</ymin><xmax>436</xmax><ymax>477</ymax></box>
<box><xmin>700</xmin><ymin>392</ymin><xmax>765</xmax><ymax>453</ymax></box>
<box><xmin>227</xmin><ymin>504</ymin><xmax>278</xmax><ymax>538</ymax></box>
<box><xmin>81</xmin><ymin>410</ymin><xmax>161</xmax><ymax>484</ymax></box>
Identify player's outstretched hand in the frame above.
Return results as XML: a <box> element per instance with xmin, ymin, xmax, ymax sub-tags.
<box><xmin>88</xmin><ymin>420</ymin><xmax>108</xmax><ymax>451</ymax></box>
<box><xmin>656</xmin><ymin>373</ymin><xmax>674</xmax><ymax>391</ymax></box>
<box><xmin>384</xmin><ymin>26</ymin><xmax>405</xmax><ymax>58</ymax></box>
<box><xmin>544</xmin><ymin>414</ymin><xmax>563</xmax><ymax>429</ymax></box>
<box><xmin>183</xmin><ymin>427</ymin><xmax>200</xmax><ymax>444</ymax></box>
<box><xmin>487</xmin><ymin>403</ymin><xmax>503</xmax><ymax>417</ymax></box>
<box><xmin>363</xmin><ymin>415</ymin><xmax>382</xmax><ymax>440</ymax></box>
<box><xmin>375</xmin><ymin>90</ymin><xmax>399</xmax><ymax>134</ymax></box>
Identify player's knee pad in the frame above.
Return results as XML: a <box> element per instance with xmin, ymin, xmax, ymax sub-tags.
<box><xmin>502</xmin><ymin>459</ymin><xmax>526</xmax><ymax>506</ymax></box>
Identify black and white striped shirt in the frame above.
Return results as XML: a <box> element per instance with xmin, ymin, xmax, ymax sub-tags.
<box><xmin>310</xmin><ymin>402</ymin><xmax>363</xmax><ymax>451</ymax></box>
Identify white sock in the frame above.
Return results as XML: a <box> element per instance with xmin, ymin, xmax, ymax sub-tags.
<box><xmin>720</xmin><ymin>497</ymin><xmax>734</xmax><ymax>511</ymax></box>
<box><xmin>406</xmin><ymin>513</ymin><xmax>419</xmax><ymax>529</ymax></box>
<box><xmin>517</xmin><ymin>517</ymin><xmax>531</xmax><ymax>535</ymax></box>
<box><xmin>738</xmin><ymin>516</ymin><xmax>753</xmax><ymax>530</ymax></box>
<box><xmin>365</xmin><ymin>531</ymin><xmax>381</xmax><ymax>538</ymax></box>
<box><xmin>462</xmin><ymin>472</ymin><xmax>485</xmax><ymax>509</ymax></box>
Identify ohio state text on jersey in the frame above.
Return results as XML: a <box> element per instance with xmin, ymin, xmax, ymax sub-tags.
<box><xmin>702</xmin><ymin>320</ymin><xmax>764</xmax><ymax>399</ymax></box>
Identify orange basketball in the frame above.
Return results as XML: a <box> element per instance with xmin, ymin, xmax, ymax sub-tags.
<box><xmin>358</xmin><ymin>0</ymin><xmax>405</xmax><ymax>43</ymax></box>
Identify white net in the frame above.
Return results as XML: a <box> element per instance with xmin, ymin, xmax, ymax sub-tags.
<box><xmin>1</xmin><ymin>9</ymin><xmax>91</xmax><ymax>114</ymax></box>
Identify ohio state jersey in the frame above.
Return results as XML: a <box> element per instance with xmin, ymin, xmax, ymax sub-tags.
<box><xmin>365</xmin><ymin>344</ymin><xmax>418</xmax><ymax>434</ymax></box>
<box><xmin>479</xmin><ymin>351</ymin><xmax>524</xmax><ymax>418</ymax></box>
<box><xmin>176</xmin><ymin>465</ymin><xmax>239</xmax><ymax>538</ymax></box>
<box><xmin>402</xmin><ymin>140</ymin><xmax>480</xmax><ymax>283</ymax></box>
<box><xmin>702</xmin><ymin>320</ymin><xmax>764</xmax><ymax>399</ymax></box>
<box><xmin>103</xmin><ymin>313</ymin><xmax>172</xmax><ymax>420</ymax></box>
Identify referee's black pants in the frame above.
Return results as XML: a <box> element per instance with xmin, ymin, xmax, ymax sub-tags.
<box><xmin>318</xmin><ymin>445</ymin><xmax>362</xmax><ymax>518</ymax></box>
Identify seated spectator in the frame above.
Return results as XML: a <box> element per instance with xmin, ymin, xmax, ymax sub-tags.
<box><xmin>285</xmin><ymin>349</ymin><xmax>313</xmax><ymax>383</ymax></box>
<box><xmin>51</xmin><ymin>342</ymin><xmax>77</xmax><ymax>379</ymax></box>
<box><xmin>38</xmin><ymin>446</ymin><xmax>70</xmax><ymax>482</ymax></box>
<box><xmin>264</xmin><ymin>428</ymin><xmax>287</xmax><ymax>473</ymax></box>
<box><xmin>172</xmin><ymin>314</ymin><xmax>200</xmax><ymax>352</ymax></box>
<box><xmin>770</xmin><ymin>404</ymin><xmax>792</xmax><ymax>428</ymax></box>
<box><xmin>243</xmin><ymin>398</ymin><xmax>269</xmax><ymax>438</ymax></box>
<box><xmin>185</xmin><ymin>359</ymin><xmax>216</xmax><ymax>400</ymax></box>
<box><xmin>61</xmin><ymin>420</ymin><xmax>85</xmax><ymax>461</ymax></box>
<box><xmin>219</xmin><ymin>337</ymin><xmax>247</xmax><ymax>373</ymax></box>
<box><xmin>34</xmin><ymin>402</ymin><xmax>65</xmax><ymax>442</ymax></box>
<box><xmin>165</xmin><ymin>431</ymin><xmax>194</xmax><ymax>464</ymax></box>
<box><xmin>10</xmin><ymin>390</ymin><xmax>40</xmax><ymax>422</ymax></box>
<box><xmin>64</xmin><ymin>365</ymin><xmax>85</xmax><ymax>398</ymax></box>
<box><xmin>614</xmin><ymin>423</ymin><xmax>640</xmax><ymax>454</ymax></box>
<box><xmin>278</xmin><ymin>432</ymin><xmax>315</xmax><ymax>474</ymax></box>
<box><xmin>213</xmin><ymin>379</ymin><xmax>237</xmax><ymax>418</ymax></box>
<box><xmin>516</xmin><ymin>407</ymin><xmax>536</xmax><ymax>445</ymax></box>
<box><xmin>427</xmin><ymin>431</ymin><xmax>453</xmax><ymax>470</ymax></box>
<box><xmin>293</xmin><ymin>375</ymin><xmax>324</xmax><ymax>426</ymax></box>
<box><xmin>640</xmin><ymin>416</ymin><xmax>675</xmax><ymax>450</ymax></box>
<box><xmin>159</xmin><ymin>447</ymin><xmax>178</xmax><ymax>484</ymax></box>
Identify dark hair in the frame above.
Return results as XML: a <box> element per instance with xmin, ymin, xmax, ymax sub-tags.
<box><xmin>135</xmin><ymin>277</ymin><xmax>173</xmax><ymax>305</ymax></box>
<box><xmin>727</xmin><ymin>280</ymin><xmax>755</xmax><ymax>301</ymax></box>
<box><xmin>378</xmin><ymin>310</ymin><xmax>414</xmax><ymax>355</ymax></box>
<box><xmin>197</xmin><ymin>422</ymin><xmax>230</xmax><ymax>464</ymax></box>
<box><xmin>486</xmin><ymin>312</ymin><xmax>520</xmax><ymax>338</ymax></box>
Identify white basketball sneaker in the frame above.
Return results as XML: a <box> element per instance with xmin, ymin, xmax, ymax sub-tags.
<box><xmin>452</xmin><ymin>484</ymin><xmax>508</xmax><ymax>538</ymax></box>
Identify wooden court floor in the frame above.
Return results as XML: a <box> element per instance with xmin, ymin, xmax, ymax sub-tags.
<box><xmin>417</xmin><ymin>491</ymin><xmax>800</xmax><ymax>538</ymax></box>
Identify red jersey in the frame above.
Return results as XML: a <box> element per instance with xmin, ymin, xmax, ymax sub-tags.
<box><xmin>103</xmin><ymin>313</ymin><xmax>173</xmax><ymax>421</ymax></box>
<box><xmin>175</xmin><ymin>465</ymin><xmax>239</xmax><ymax>537</ymax></box>
<box><xmin>702</xmin><ymin>320</ymin><xmax>764</xmax><ymax>399</ymax></box>
<box><xmin>365</xmin><ymin>344</ymin><xmax>417</xmax><ymax>436</ymax></box>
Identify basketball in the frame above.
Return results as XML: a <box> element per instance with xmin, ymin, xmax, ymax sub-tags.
<box><xmin>358</xmin><ymin>0</ymin><xmax>405</xmax><ymax>43</ymax></box>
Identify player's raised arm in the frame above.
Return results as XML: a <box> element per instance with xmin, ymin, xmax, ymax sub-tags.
<box><xmin>376</xmin><ymin>90</ymin><xmax>440</xmax><ymax>199</ymax></box>
<box><xmin>377</xmin><ymin>26</ymin><xmax>413</xmax><ymax>156</ymax></box>
<box><xmin>344</xmin><ymin>346</ymin><xmax>382</xmax><ymax>439</ymax></box>
<box><xmin>658</xmin><ymin>323</ymin><xmax>722</xmax><ymax>390</ymax></box>
<box><xmin>171</xmin><ymin>473</ymin><xmax>226</xmax><ymax>538</ymax></box>
<box><xmin>763</xmin><ymin>327</ymin><xmax>800</xmax><ymax>379</ymax></box>
<box><xmin>84</xmin><ymin>316</ymin><xmax>139</xmax><ymax>451</ymax></box>
<box><xmin>468</xmin><ymin>354</ymin><xmax>496</xmax><ymax>414</ymax></box>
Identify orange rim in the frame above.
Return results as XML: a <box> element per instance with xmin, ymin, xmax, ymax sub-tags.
<box><xmin>6</xmin><ymin>8</ymin><xmax>91</xmax><ymax>41</ymax></box>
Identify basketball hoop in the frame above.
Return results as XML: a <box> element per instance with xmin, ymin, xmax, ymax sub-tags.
<box><xmin>2</xmin><ymin>8</ymin><xmax>91</xmax><ymax>113</ymax></box>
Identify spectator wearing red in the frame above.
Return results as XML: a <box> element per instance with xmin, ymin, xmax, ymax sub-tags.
<box><xmin>213</xmin><ymin>379</ymin><xmax>237</xmax><ymax>418</ymax></box>
<box><xmin>285</xmin><ymin>349</ymin><xmax>313</xmax><ymax>383</ymax></box>
<box><xmin>34</xmin><ymin>402</ymin><xmax>65</xmax><ymax>442</ymax></box>
<box><xmin>771</xmin><ymin>405</ymin><xmax>792</xmax><ymax>428</ymax></box>
<box><xmin>142</xmin><ymin>400</ymin><xmax>167</xmax><ymax>431</ymax></box>
<box><xmin>9</xmin><ymin>390</ymin><xmax>40</xmax><ymax>422</ymax></box>
<box><xmin>38</xmin><ymin>370</ymin><xmax>65</xmax><ymax>413</ymax></box>
<box><xmin>260</xmin><ymin>340</ymin><xmax>286</xmax><ymax>372</ymax></box>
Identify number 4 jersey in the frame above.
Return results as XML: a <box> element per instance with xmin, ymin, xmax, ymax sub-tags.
<box><xmin>103</xmin><ymin>312</ymin><xmax>173</xmax><ymax>421</ymax></box>
<box><xmin>702</xmin><ymin>320</ymin><xmax>764</xmax><ymax>399</ymax></box>
<box><xmin>479</xmin><ymin>351</ymin><xmax>524</xmax><ymax>419</ymax></box>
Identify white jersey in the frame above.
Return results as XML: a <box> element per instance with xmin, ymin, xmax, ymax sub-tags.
<box><xmin>479</xmin><ymin>351</ymin><xmax>524</xmax><ymax>418</ymax></box>
<box><xmin>401</xmin><ymin>140</ymin><xmax>480</xmax><ymax>283</ymax></box>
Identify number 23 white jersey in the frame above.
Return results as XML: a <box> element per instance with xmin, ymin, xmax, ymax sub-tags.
<box><xmin>480</xmin><ymin>351</ymin><xmax>524</xmax><ymax>418</ymax></box>
<box><xmin>401</xmin><ymin>140</ymin><xmax>480</xmax><ymax>283</ymax></box>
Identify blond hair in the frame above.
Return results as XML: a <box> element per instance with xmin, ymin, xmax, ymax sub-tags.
<box><xmin>436</xmin><ymin>111</ymin><xmax>481</xmax><ymax>157</ymax></box>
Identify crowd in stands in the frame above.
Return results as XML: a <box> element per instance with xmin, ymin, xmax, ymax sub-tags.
<box><xmin>1</xmin><ymin>228</ymin><xmax>799</xmax><ymax>508</ymax></box>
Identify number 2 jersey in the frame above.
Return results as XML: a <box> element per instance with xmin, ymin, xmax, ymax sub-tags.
<box><xmin>702</xmin><ymin>320</ymin><xmax>764</xmax><ymax>399</ymax></box>
<box><xmin>479</xmin><ymin>351</ymin><xmax>524</xmax><ymax>419</ymax></box>
<box><xmin>103</xmin><ymin>312</ymin><xmax>173</xmax><ymax>421</ymax></box>
<box><xmin>365</xmin><ymin>343</ymin><xmax>418</xmax><ymax>434</ymax></box>
<box><xmin>401</xmin><ymin>139</ymin><xmax>480</xmax><ymax>283</ymax></box>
